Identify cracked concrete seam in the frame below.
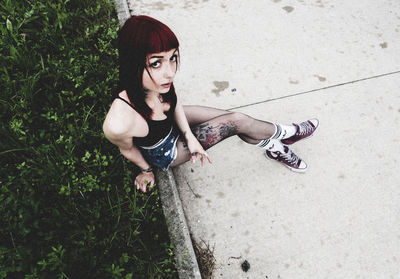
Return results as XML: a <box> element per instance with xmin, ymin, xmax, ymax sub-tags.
<box><xmin>229</xmin><ymin>70</ymin><xmax>400</xmax><ymax>111</ymax></box>
<box><xmin>112</xmin><ymin>0</ymin><xmax>201</xmax><ymax>278</ymax></box>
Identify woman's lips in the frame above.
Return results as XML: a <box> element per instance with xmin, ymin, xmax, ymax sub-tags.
<box><xmin>161</xmin><ymin>83</ymin><xmax>171</xmax><ymax>88</ymax></box>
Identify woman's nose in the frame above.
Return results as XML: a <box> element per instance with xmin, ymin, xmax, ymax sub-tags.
<box><xmin>164</xmin><ymin>63</ymin><xmax>174</xmax><ymax>78</ymax></box>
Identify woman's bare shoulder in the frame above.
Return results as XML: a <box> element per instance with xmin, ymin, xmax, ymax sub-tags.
<box><xmin>103</xmin><ymin>98</ymin><xmax>147</xmax><ymax>144</ymax></box>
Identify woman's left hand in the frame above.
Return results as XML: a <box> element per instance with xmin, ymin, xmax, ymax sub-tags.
<box><xmin>186</xmin><ymin>135</ymin><xmax>212</xmax><ymax>166</ymax></box>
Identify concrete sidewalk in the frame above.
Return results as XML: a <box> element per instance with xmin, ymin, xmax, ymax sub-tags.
<box><xmin>121</xmin><ymin>0</ymin><xmax>400</xmax><ymax>278</ymax></box>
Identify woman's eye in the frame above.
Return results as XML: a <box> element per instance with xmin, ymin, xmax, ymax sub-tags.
<box><xmin>170</xmin><ymin>55</ymin><xmax>177</xmax><ymax>62</ymax></box>
<box><xmin>150</xmin><ymin>61</ymin><xmax>161</xmax><ymax>68</ymax></box>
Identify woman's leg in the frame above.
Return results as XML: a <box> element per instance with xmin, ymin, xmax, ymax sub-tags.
<box><xmin>183</xmin><ymin>105</ymin><xmax>270</xmax><ymax>143</ymax></box>
<box><xmin>183</xmin><ymin>105</ymin><xmax>230</xmax><ymax>126</ymax></box>
<box><xmin>171</xmin><ymin>106</ymin><xmax>317</xmax><ymax>172</ymax></box>
<box><xmin>172</xmin><ymin>109</ymin><xmax>277</xmax><ymax>166</ymax></box>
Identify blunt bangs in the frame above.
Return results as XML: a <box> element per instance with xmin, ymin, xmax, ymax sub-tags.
<box><xmin>146</xmin><ymin>21</ymin><xmax>179</xmax><ymax>54</ymax></box>
<box><xmin>120</xmin><ymin>15</ymin><xmax>179</xmax><ymax>55</ymax></box>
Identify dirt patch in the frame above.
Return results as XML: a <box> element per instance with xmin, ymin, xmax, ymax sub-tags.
<box><xmin>211</xmin><ymin>81</ymin><xmax>229</xmax><ymax>96</ymax></box>
<box><xmin>282</xmin><ymin>6</ymin><xmax>294</xmax><ymax>13</ymax></box>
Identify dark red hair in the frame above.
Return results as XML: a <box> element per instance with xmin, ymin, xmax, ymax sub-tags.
<box><xmin>117</xmin><ymin>15</ymin><xmax>179</xmax><ymax>118</ymax></box>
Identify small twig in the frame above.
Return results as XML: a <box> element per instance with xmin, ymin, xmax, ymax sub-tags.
<box><xmin>186</xmin><ymin>181</ymin><xmax>202</xmax><ymax>198</ymax></box>
<box><xmin>79</xmin><ymin>190</ymin><xmax>85</xmax><ymax>199</ymax></box>
<box><xmin>228</xmin><ymin>256</ymin><xmax>242</xmax><ymax>260</ymax></box>
<box><xmin>200</xmin><ymin>238</ymin><xmax>215</xmax><ymax>257</ymax></box>
<box><xmin>7</xmin><ymin>219</ymin><xmax>18</xmax><ymax>255</ymax></box>
<box><xmin>10</xmin><ymin>232</ymin><xmax>17</xmax><ymax>252</ymax></box>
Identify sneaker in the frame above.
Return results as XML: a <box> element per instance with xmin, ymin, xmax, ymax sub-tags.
<box><xmin>281</xmin><ymin>119</ymin><xmax>319</xmax><ymax>145</ymax></box>
<box><xmin>265</xmin><ymin>146</ymin><xmax>307</xmax><ymax>172</ymax></box>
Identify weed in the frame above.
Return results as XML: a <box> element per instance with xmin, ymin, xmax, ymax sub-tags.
<box><xmin>0</xmin><ymin>0</ymin><xmax>177</xmax><ymax>277</ymax></box>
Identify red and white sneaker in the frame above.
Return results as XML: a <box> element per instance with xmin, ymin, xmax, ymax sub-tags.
<box><xmin>265</xmin><ymin>146</ymin><xmax>307</xmax><ymax>173</ymax></box>
<box><xmin>281</xmin><ymin>119</ymin><xmax>319</xmax><ymax>145</ymax></box>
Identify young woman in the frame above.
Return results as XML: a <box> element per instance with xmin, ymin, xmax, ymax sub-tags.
<box><xmin>103</xmin><ymin>15</ymin><xmax>319</xmax><ymax>193</ymax></box>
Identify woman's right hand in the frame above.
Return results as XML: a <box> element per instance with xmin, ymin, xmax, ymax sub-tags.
<box><xmin>135</xmin><ymin>172</ymin><xmax>155</xmax><ymax>193</ymax></box>
<box><xmin>186</xmin><ymin>134</ymin><xmax>212</xmax><ymax>166</ymax></box>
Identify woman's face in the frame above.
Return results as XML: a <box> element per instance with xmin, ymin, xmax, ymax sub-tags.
<box><xmin>143</xmin><ymin>48</ymin><xmax>178</xmax><ymax>94</ymax></box>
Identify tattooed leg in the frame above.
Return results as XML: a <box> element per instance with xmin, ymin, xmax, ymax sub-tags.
<box><xmin>172</xmin><ymin>111</ymin><xmax>276</xmax><ymax>166</ymax></box>
<box><xmin>172</xmin><ymin>120</ymin><xmax>239</xmax><ymax>167</ymax></box>
<box><xmin>183</xmin><ymin>105</ymin><xmax>273</xmax><ymax>144</ymax></box>
<box><xmin>187</xmin><ymin>112</ymin><xmax>276</xmax><ymax>150</ymax></box>
<box><xmin>192</xmin><ymin>121</ymin><xmax>238</xmax><ymax>150</ymax></box>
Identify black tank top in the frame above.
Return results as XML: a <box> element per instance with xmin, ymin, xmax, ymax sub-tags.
<box><xmin>115</xmin><ymin>96</ymin><xmax>174</xmax><ymax>147</ymax></box>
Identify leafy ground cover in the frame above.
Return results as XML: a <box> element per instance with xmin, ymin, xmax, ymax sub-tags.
<box><xmin>0</xmin><ymin>0</ymin><xmax>178</xmax><ymax>277</ymax></box>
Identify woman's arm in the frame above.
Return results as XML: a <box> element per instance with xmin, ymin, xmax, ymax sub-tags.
<box><xmin>174</xmin><ymin>98</ymin><xmax>211</xmax><ymax>166</ymax></box>
<box><xmin>119</xmin><ymin>144</ymin><xmax>155</xmax><ymax>193</ymax></box>
<box><xmin>174</xmin><ymin>98</ymin><xmax>195</xmax><ymax>140</ymax></box>
<box><xmin>103</xmin><ymin>121</ymin><xmax>154</xmax><ymax>193</ymax></box>
<box><xmin>118</xmin><ymin>143</ymin><xmax>151</xmax><ymax>170</ymax></box>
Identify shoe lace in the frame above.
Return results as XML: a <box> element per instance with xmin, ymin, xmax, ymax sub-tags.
<box><xmin>281</xmin><ymin>148</ymin><xmax>300</xmax><ymax>166</ymax></box>
<box><xmin>298</xmin><ymin>121</ymin><xmax>313</xmax><ymax>136</ymax></box>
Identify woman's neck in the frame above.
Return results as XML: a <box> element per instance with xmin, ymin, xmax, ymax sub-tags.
<box><xmin>146</xmin><ymin>91</ymin><xmax>164</xmax><ymax>104</ymax></box>
<box><xmin>146</xmin><ymin>91</ymin><xmax>160</xmax><ymax>99</ymax></box>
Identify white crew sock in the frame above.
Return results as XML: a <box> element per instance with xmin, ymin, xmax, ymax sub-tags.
<box><xmin>256</xmin><ymin>138</ymin><xmax>285</xmax><ymax>152</ymax></box>
<box><xmin>256</xmin><ymin>123</ymin><xmax>296</xmax><ymax>152</ymax></box>
<box><xmin>271</xmin><ymin>123</ymin><xmax>297</xmax><ymax>140</ymax></box>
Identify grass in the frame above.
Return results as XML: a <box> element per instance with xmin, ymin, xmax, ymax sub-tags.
<box><xmin>0</xmin><ymin>0</ymin><xmax>178</xmax><ymax>277</ymax></box>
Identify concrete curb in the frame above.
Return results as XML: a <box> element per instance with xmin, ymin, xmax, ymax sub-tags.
<box><xmin>156</xmin><ymin>169</ymin><xmax>202</xmax><ymax>279</ymax></box>
<box><xmin>112</xmin><ymin>1</ymin><xmax>201</xmax><ymax>278</ymax></box>
<box><xmin>113</xmin><ymin>0</ymin><xmax>130</xmax><ymax>25</ymax></box>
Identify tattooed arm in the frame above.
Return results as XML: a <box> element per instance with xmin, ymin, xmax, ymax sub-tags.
<box><xmin>174</xmin><ymin>98</ymin><xmax>212</xmax><ymax>166</ymax></box>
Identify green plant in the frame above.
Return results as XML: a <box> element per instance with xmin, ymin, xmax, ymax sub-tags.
<box><xmin>0</xmin><ymin>0</ymin><xmax>177</xmax><ymax>277</ymax></box>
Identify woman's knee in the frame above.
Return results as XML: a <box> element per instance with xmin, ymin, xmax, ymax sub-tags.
<box><xmin>229</xmin><ymin>112</ymin><xmax>252</xmax><ymax>130</ymax></box>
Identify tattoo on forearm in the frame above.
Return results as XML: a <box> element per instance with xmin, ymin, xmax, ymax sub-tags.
<box><xmin>192</xmin><ymin>121</ymin><xmax>238</xmax><ymax>149</ymax></box>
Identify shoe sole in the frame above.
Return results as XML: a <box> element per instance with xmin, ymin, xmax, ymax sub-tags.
<box><xmin>282</xmin><ymin>118</ymin><xmax>320</xmax><ymax>145</ymax></box>
<box><xmin>264</xmin><ymin>151</ymin><xmax>308</xmax><ymax>173</ymax></box>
